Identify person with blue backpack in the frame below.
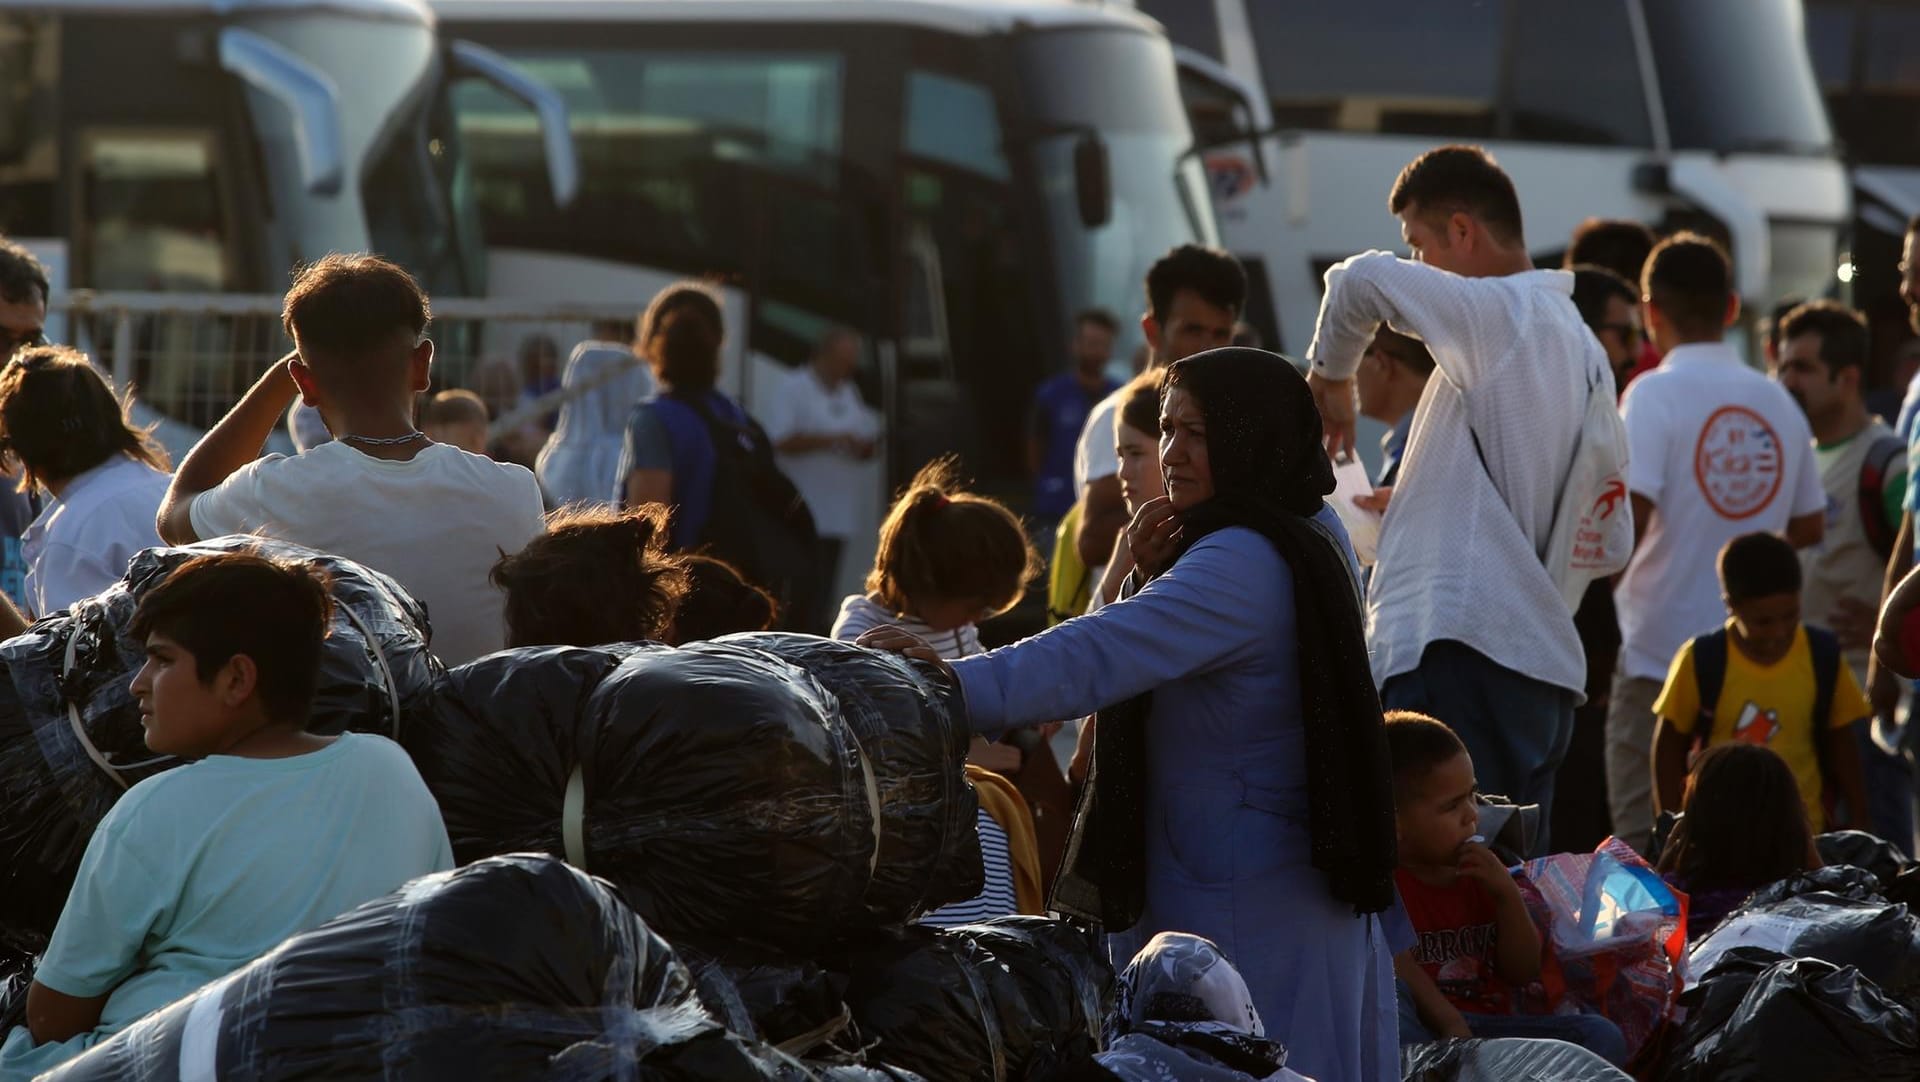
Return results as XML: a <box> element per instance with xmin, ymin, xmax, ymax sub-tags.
<box><xmin>613</xmin><ymin>281</ymin><xmax>818</xmax><ymax>629</ymax></box>
<box><xmin>1651</xmin><ymin>532</ymin><xmax>1870</xmax><ymax>834</ymax></box>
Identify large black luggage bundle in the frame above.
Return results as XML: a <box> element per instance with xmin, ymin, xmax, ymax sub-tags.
<box><xmin>0</xmin><ymin>537</ymin><xmax>435</xmax><ymax>948</ymax></box>
<box><xmin>414</xmin><ymin>637</ymin><xmax>982</xmax><ymax>955</ymax></box>
<box><xmin>417</xmin><ymin>641</ymin><xmax>890</xmax><ymax>955</ymax></box>
<box><xmin>44</xmin><ymin>854</ymin><xmax>930</xmax><ymax>1082</ymax></box>
<box><xmin>841</xmin><ymin>918</ymin><xmax>1112</xmax><ymax>1082</ymax></box>
<box><xmin>724</xmin><ymin>634</ymin><xmax>978</xmax><ymax>922</ymax></box>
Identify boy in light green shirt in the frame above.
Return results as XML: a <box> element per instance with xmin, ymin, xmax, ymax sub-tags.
<box><xmin>0</xmin><ymin>552</ymin><xmax>452</xmax><ymax>1079</ymax></box>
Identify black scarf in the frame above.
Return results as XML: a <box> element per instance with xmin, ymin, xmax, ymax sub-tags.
<box><xmin>1050</xmin><ymin>348</ymin><xmax>1399</xmax><ymax>926</ymax></box>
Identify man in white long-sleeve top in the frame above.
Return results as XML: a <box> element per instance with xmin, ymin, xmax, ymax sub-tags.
<box><xmin>1306</xmin><ymin>145</ymin><xmax>1598</xmax><ymax>836</ymax></box>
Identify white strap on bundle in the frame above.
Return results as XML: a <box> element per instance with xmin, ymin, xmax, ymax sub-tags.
<box><xmin>563</xmin><ymin>764</ymin><xmax>588</xmax><ymax>869</ymax></box>
<box><xmin>62</xmin><ymin>625</ymin><xmax>132</xmax><ymax>792</ymax></box>
<box><xmin>337</xmin><ymin>604</ymin><xmax>402</xmax><ymax>741</ymax></box>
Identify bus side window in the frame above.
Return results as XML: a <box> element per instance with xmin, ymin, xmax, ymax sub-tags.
<box><xmin>76</xmin><ymin>129</ymin><xmax>232</xmax><ymax>292</ymax></box>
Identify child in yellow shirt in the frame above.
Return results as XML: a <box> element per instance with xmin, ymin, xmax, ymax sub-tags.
<box><xmin>1653</xmin><ymin>532</ymin><xmax>1869</xmax><ymax>832</ymax></box>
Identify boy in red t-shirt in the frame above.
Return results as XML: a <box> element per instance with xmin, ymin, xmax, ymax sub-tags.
<box><xmin>1386</xmin><ymin>711</ymin><xmax>1626</xmax><ymax>1063</ymax></box>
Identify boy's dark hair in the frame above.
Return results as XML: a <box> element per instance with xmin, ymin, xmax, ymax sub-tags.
<box><xmin>1656</xmin><ymin>743</ymin><xmax>1813</xmax><ymax>891</ymax></box>
<box><xmin>282</xmin><ymin>254</ymin><xmax>430</xmax><ymax>367</ymax></box>
<box><xmin>1767</xmin><ymin>296</ymin><xmax>1805</xmax><ymax>358</ymax></box>
<box><xmin>422</xmin><ymin>388</ymin><xmax>489</xmax><ymax>427</ymax></box>
<box><xmin>1564</xmin><ymin>218</ymin><xmax>1656</xmax><ymax>284</ymax></box>
<box><xmin>669</xmin><ymin>554</ymin><xmax>778</xmax><ymax>643</ymax></box>
<box><xmin>1383</xmin><ymin>710</ymin><xmax>1467</xmax><ymax>800</ymax></box>
<box><xmin>868</xmin><ymin>457</ymin><xmax>1042</xmax><ymax>619</ymax></box>
<box><xmin>129</xmin><ymin>552</ymin><xmax>334</xmax><ymax>725</ymax></box>
<box><xmin>1075</xmin><ymin>308</ymin><xmax>1119</xmax><ymax>335</ymax></box>
<box><xmin>1570</xmin><ymin>265</ymin><xmax>1639</xmax><ymax>331</ymax></box>
<box><xmin>492</xmin><ymin>504</ymin><xmax>689</xmax><ymax>649</ymax></box>
<box><xmin>0</xmin><ymin>346</ymin><xmax>170</xmax><ymax>491</ymax></box>
<box><xmin>1388</xmin><ymin>145</ymin><xmax>1524</xmax><ymax>246</ymax></box>
<box><xmin>640</xmin><ymin>281</ymin><xmax>724</xmax><ymax>392</ymax></box>
<box><xmin>1372</xmin><ymin>324</ymin><xmax>1436</xmax><ymax>378</ymax></box>
<box><xmin>1718</xmin><ymin>531</ymin><xmax>1802</xmax><ymax>603</ymax></box>
<box><xmin>1779</xmin><ymin>300</ymin><xmax>1869</xmax><ymax>378</ymax></box>
<box><xmin>1117</xmin><ymin>367</ymin><xmax>1165</xmax><ymax>439</ymax></box>
<box><xmin>0</xmin><ymin>237</ymin><xmax>50</xmax><ymax>306</ymax></box>
<box><xmin>1642</xmin><ymin>233</ymin><xmax>1733</xmax><ymax>340</ymax></box>
<box><xmin>1145</xmin><ymin>245</ymin><xmax>1247</xmax><ymax>326</ymax></box>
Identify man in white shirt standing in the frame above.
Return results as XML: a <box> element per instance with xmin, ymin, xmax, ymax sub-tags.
<box><xmin>156</xmin><ymin>254</ymin><xmax>546</xmax><ymax>666</ymax></box>
<box><xmin>1307</xmin><ymin>145</ymin><xmax>1593</xmax><ymax>837</ymax></box>
<box><xmin>1071</xmin><ymin>245</ymin><xmax>1243</xmax><ymax>576</ymax></box>
<box><xmin>1607</xmin><ymin>235</ymin><xmax>1825</xmax><ymax>850</ymax></box>
<box><xmin>764</xmin><ymin>325</ymin><xmax>881</xmax><ymax>628</ymax></box>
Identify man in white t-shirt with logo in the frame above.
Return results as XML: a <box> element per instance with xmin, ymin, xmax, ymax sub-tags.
<box><xmin>1070</xmin><ymin>245</ymin><xmax>1244</xmax><ymax>576</ymax></box>
<box><xmin>1607</xmin><ymin>235</ymin><xmax>1825</xmax><ymax>851</ymax></box>
<box><xmin>157</xmin><ymin>254</ymin><xmax>546</xmax><ymax>666</ymax></box>
<box><xmin>764</xmin><ymin>325</ymin><xmax>881</xmax><ymax>626</ymax></box>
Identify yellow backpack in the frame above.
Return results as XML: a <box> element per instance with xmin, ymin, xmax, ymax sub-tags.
<box><xmin>1047</xmin><ymin>502</ymin><xmax>1092</xmax><ymax>625</ymax></box>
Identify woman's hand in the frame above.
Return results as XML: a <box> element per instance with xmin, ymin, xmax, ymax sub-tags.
<box><xmin>856</xmin><ymin>626</ymin><xmax>956</xmax><ymax>683</ymax></box>
<box><xmin>1126</xmin><ymin>496</ymin><xmax>1184</xmax><ymax>579</ymax></box>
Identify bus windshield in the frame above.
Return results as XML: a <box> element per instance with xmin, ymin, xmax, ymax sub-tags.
<box><xmin>1642</xmin><ymin>0</ymin><xmax>1832</xmax><ymax>154</ymax></box>
<box><xmin>1013</xmin><ymin>26</ymin><xmax>1217</xmax><ymax>352</ymax></box>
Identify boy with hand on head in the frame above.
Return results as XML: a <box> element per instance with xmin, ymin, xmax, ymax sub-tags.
<box><xmin>1387</xmin><ymin>711</ymin><xmax>1627</xmax><ymax>1064</ymax></box>
<box><xmin>1653</xmin><ymin>532</ymin><xmax>1871</xmax><ymax>832</ymax></box>
<box><xmin>0</xmin><ymin>553</ymin><xmax>452</xmax><ymax>1079</ymax></box>
<box><xmin>156</xmin><ymin>254</ymin><xmax>545</xmax><ymax>665</ymax></box>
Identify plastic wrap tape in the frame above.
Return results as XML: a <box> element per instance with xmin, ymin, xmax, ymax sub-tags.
<box><xmin>61</xmin><ymin>598</ymin><xmax>400</xmax><ymax>791</ymax></box>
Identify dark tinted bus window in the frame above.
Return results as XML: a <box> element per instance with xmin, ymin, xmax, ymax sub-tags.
<box><xmin>1507</xmin><ymin>0</ymin><xmax>1652</xmax><ymax>146</ymax></box>
<box><xmin>1804</xmin><ymin>4</ymin><xmax>1856</xmax><ymax>90</ymax></box>
<box><xmin>1134</xmin><ymin>0</ymin><xmax>1224</xmax><ymax>61</ymax></box>
<box><xmin>1247</xmin><ymin>0</ymin><xmax>1501</xmax><ymax>136</ymax></box>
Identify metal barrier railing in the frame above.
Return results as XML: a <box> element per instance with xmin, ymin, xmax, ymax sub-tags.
<box><xmin>50</xmin><ymin>291</ymin><xmax>644</xmax><ymax>446</ymax></box>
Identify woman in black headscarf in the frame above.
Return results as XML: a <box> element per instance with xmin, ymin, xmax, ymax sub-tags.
<box><xmin>862</xmin><ymin>348</ymin><xmax>1400</xmax><ymax>1082</ymax></box>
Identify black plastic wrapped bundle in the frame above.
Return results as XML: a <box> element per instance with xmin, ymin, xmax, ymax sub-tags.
<box><xmin>413</xmin><ymin>642</ymin><xmax>881</xmax><ymax>956</ymax></box>
<box><xmin>1690</xmin><ymin>881</ymin><xmax>1920</xmax><ymax>998</ymax></box>
<box><xmin>39</xmin><ymin>854</ymin><xmax>823</xmax><ymax>1081</ymax></box>
<box><xmin>0</xmin><ymin>537</ymin><xmax>436</xmax><ymax>950</ymax></box>
<box><xmin>724</xmin><ymin>634</ymin><xmax>982</xmax><ymax>923</ymax></box>
<box><xmin>842</xmin><ymin>918</ymin><xmax>1113</xmax><ymax>1082</ymax></box>
<box><xmin>1661</xmin><ymin>948</ymin><xmax>1920</xmax><ymax>1082</ymax></box>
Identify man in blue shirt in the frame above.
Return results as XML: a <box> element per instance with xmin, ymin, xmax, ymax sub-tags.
<box><xmin>1028</xmin><ymin>309</ymin><xmax>1118</xmax><ymax>535</ymax></box>
<box><xmin>1355</xmin><ymin>324</ymin><xmax>1433</xmax><ymax>490</ymax></box>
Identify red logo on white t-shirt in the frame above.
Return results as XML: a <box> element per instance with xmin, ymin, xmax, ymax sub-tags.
<box><xmin>1693</xmin><ymin>406</ymin><xmax>1784</xmax><ymax>520</ymax></box>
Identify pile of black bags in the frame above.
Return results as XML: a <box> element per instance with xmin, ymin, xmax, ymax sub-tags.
<box><xmin>840</xmin><ymin>918</ymin><xmax>1112</xmax><ymax>1082</ymax></box>
<box><xmin>41</xmin><ymin>854</ymin><xmax>931</xmax><ymax>1081</ymax></box>
<box><xmin>1661</xmin><ymin>949</ymin><xmax>1920</xmax><ymax>1081</ymax></box>
<box><xmin>0</xmin><ymin>537</ymin><xmax>436</xmax><ymax>949</ymax></box>
<box><xmin>1662</xmin><ymin>839</ymin><xmax>1920</xmax><ymax>1080</ymax></box>
<box><xmin>410</xmin><ymin>636</ymin><xmax>981</xmax><ymax>955</ymax></box>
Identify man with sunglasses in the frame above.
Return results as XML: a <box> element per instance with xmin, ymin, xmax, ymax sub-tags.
<box><xmin>1570</xmin><ymin>265</ymin><xmax>1641</xmax><ymax>392</ymax></box>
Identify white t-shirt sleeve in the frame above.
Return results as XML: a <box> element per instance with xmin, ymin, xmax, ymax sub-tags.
<box><xmin>1790</xmin><ymin>434</ymin><xmax>1826</xmax><ymax>518</ymax></box>
<box><xmin>188</xmin><ymin>455</ymin><xmax>288</xmax><ymax>540</ymax></box>
<box><xmin>1621</xmin><ymin>383</ymin><xmax>1668</xmax><ymax>505</ymax></box>
<box><xmin>761</xmin><ymin>372</ymin><xmax>804</xmax><ymax>443</ymax></box>
<box><xmin>1074</xmin><ymin>397</ymin><xmax>1121</xmax><ymax>490</ymax></box>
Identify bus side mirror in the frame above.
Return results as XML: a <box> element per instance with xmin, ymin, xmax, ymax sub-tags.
<box><xmin>1075</xmin><ymin>131</ymin><xmax>1111</xmax><ymax>230</ymax></box>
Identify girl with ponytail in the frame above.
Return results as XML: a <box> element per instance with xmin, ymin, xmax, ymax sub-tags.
<box><xmin>832</xmin><ymin>455</ymin><xmax>1046</xmax><ymax>925</ymax></box>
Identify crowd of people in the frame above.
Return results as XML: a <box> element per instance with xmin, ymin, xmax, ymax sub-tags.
<box><xmin>4</xmin><ymin>139</ymin><xmax>1920</xmax><ymax>1080</ymax></box>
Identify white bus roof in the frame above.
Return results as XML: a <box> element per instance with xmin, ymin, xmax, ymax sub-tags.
<box><xmin>4</xmin><ymin>0</ymin><xmax>430</xmax><ymax>25</ymax></box>
<box><xmin>431</xmin><ymin>0</ymin><xmax>1158</xmax><ymax>37</ymax></box>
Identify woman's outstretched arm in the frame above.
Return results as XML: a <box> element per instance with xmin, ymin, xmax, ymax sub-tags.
<box><xmin>953</xmin><ymin>528</ymin><xmax>1289</xmax><ymax>736</ymax></box>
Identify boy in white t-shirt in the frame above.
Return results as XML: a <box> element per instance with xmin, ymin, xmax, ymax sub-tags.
<box><xmin>156</xmin><ymin>254</ymin><xmax>545</xmax><ymax>665</ymax></box>
<box><xmin>1605</xmin><ymin>234</ymin><xmax>1826</xmax><ymax>851</ymax></box>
